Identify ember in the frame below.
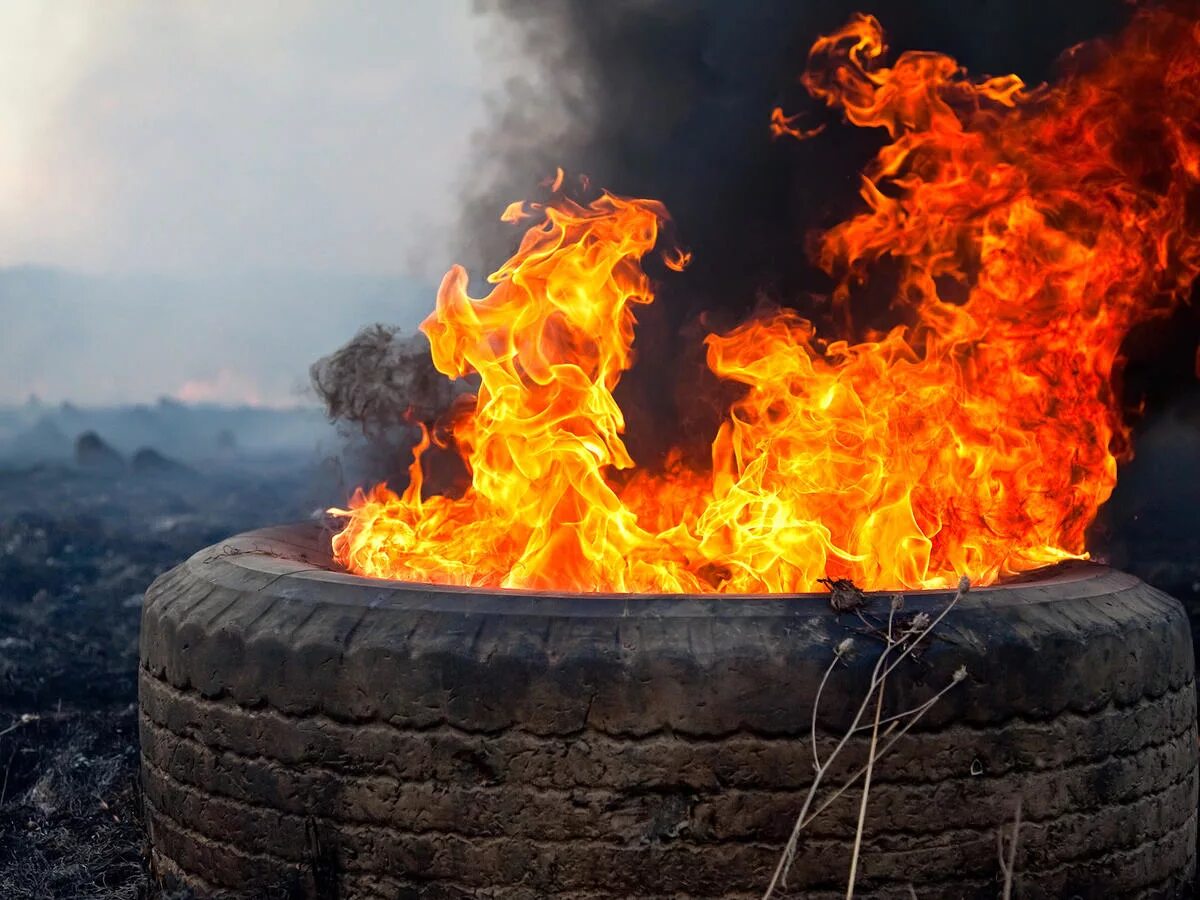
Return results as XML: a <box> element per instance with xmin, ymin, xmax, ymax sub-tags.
<box><xmin>332</xmin><ymin>8</ymin><xmax>1200</xmax><ymax>593</ymax></box>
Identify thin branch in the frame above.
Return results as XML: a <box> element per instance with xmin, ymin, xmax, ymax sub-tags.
<box><xmin>812</xmin><ymin>654</ymin><xmax>842</xmax><ymax>772</ymax></box>
<box><xmin>762</xmin><ymin>577</ymin><xmax>970</xmax><ymax>900</ymax></box>
<box><xmin>801</xmin><ymin>670</ymin><xmax>967</xmax><ymax>829</ymax></box>
<box><xmin>998</xmin><ymin>797</ymin><xmax>1023</xmax><ymax>900</ymax></box>
<box><xmin>846</xmin><ymin>628</ymin><xmax>889</xmax><ymax>898</ymax></box>
<box><xmin>876</xmin><ymin>579</ymin><xmax>967</xmax><ymax>684</ymax></box>
<box><xmin>763</xmin><ymin>637</ymin><xmax>898</xmax><ymax>898</ymax></box>
<box><xmin>0</xmin><ymin>748</ymin><xmax>16</xmax><ymax>806</ymax></box>
<box><xmin>0</xmin><ymin>713</ymin><xmax>39</xmax><ymax>740</ymax></box>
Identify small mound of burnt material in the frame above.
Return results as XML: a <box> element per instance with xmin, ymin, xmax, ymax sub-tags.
<box><xmin>130</xmin><ymin>447</ymin><xmax>193</xmax><ymax>478</ymax></box>
<box><xmin>310</xmin><ymin>325</ymin><xmax>455</xmax><ymax>434</ymax></box>
<box><xmin>311</xmin><ymin>324</ymin><xmax>473</xmax><ymax>492</ymax></box>
<box><xmin>74</xmin><ymin>432</ymin><xmax>124</xmax><ymax>473</ymax></box>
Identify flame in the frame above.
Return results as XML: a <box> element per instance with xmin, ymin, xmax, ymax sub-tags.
<box><xmin>332</xmin><ymin>9</ymin><xmax>1200</xmax><ymax>593</ymax></box>
<box><xmin>663</xmin><ymin>246</ymin><xmax>693</xmax><ymax>272</ymax></box>
<box><xmin>769</xmin><ymin>107</ymin><xmax>826</xmax><ymax>141</ymax></box>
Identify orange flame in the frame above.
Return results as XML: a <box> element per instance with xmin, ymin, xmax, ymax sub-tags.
<box><xmin>332</xmin><ymin>9</ymin><xmax>1200</xmax><ymax>593</ymax></box>
<box><xmin>663</xmin><ymin>246</ymin><xmax>693</xmax><ymax>272</ymax></box>
<box><xmin>769</xmin><ymin>107</ymin><xmax>826</xmax><ymax>141</ymax></box>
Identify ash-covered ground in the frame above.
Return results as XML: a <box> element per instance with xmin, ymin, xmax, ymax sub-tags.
<box><xmin>0</xmin><ymin>404</ymin><xmax>343</xmax><ymax>899</ymax></box>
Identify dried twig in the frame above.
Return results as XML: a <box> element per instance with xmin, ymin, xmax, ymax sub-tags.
<box><xmin>0</xmin><ymin>748</ymin><xmax>16</xmax><ymax>806</ymax></box>
<box><xmin>797</xmin><ymin>673</ymin><xmax>967</xmax><ymax>829</ymax></box>
<box><xmin>998</xmin><ymin>797</ymin><xmax>1023</xmax><ymax>900</ymax></box>
<box><xmin>762</xmin><ymin>576</ymin><xmax>970</xmax><ymax>900</ymax></box>
<box><xmin>812</xmin><ymin>650</ymin><xmax>845</xmax><ymax>772</ymax></box>
<box><xmin>0</xmin><ymin>713</ymin><xmax>39</xmax><ymax>740</ymax></box>
<box><xmin>845</xmin><ymin>600</ymin><xmax>897</xmax><ymax>898</ymax></box>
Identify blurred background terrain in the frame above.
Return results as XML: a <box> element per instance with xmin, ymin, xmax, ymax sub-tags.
<box><xmin>0</xmin><ymin>403</ymin><xmax>342</xmax><ymax>897</ymax></box>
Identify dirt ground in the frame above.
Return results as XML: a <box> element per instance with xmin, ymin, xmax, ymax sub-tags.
<box><xmin>0</xmin><ymin>460</ymin><xmax>328</xmax><ymax>899</ymax></box>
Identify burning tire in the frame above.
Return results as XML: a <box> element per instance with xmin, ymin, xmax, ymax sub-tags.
<box><xmin>140</xmin><ymin>524</ymin><xmax>1198</xmax><ymax>899</ymax></box>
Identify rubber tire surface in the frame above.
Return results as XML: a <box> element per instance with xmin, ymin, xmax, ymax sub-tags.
<box><xmin>140</xmin><ymin>524</ymin><xmax>1198</xmax><ymax>899</ymax></box>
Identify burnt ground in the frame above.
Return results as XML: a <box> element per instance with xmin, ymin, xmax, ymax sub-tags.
<box><xmin>0</xmin><ymin>460</ymin><xmax>332</xmax><ymax>899</ymax></box>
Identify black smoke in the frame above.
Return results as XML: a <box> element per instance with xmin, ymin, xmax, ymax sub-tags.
<box><xmin>458</xmin><ymin>0</ymin><xmax>1142</xmax><ymax>464</ymax></box>
<box><xmin>450</xmin><ymin>0</ymin><xmax>1200</xmax><ymax>601</ymax></box>
<box><xmin>463</xmin><ymin>1</ymin><xmax>1136</xmax><ymax>296</ymax></box>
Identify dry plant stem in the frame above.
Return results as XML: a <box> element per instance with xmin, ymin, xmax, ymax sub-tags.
<box><xmin>0</xmin><ymin>748</ymin><xmax>15</xmax><ymax>805</ymax></box>
<box><xmin>998</xmin><ymin>797</ymin><xmax>1023</xmax><ymax>900</ymax></box>
<box><xmin>0</xmin><ymin>713</ymin><xmax>39</xmax><ymax>740</ymax></box>
<box><xmin>854</xmin><ymin>699</ymin><xmax>943</xmax><ymax>733</ymax></box>
<box><xmin>844</xmin><ymin>603</ymin><xmax>897</xmax><ymax>899</ymax></box>
<box><xmin>812</xmin><ymin>654</ymin><xmax>842</xmax><ymax>771</ymax></box>
<box><xmin>763</xmin><ymin>635</ymin><xmax>898</xmax><ymax>898</ymax></box>
<box><xmin>0</xmin><ymin>714</ymin><xmax>40</xmax><ymax>807</ymax></box>
<box><xmin>800</xmin><ymin>676</ymin><xmax>965</xmax><ymax>829</ymax></box>
<box><xmin>762</xmin><ymin>579</ymin><xmax>969</xmax><ymax>900</ymax></box>
<box><xmin>846</xmin><ymin>654</ymin><xmax>888</xmax><ymax>899</ymax></box>
<box><xmin>875</xmin><ymin>586</ymin><xmax>963</xmax><ymax>682</ymax></box>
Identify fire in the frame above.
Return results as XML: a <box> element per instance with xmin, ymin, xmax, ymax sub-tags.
<box><xmin>332</xmin><ymin>9</ymin><xmax>1200</xmax><ymax>593</ymax></box>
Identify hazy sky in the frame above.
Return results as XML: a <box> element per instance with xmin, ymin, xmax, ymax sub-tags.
<box><xmin>0</xmin><ymin>2</ymin><xmax>504</xmax><ymax>405</ymax></box>
<box><xmin>0</xmin><ymin>2</ymin><xmax>491</xmax><ymax>275</ymax></box>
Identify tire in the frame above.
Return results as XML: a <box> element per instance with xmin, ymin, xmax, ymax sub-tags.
<box><xmin>139</xmin><ymin>523</ymin><xmax>1198</xmax><ymax>899</ymax></box>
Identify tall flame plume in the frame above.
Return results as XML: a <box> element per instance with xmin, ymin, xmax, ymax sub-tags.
<box><xmin>332</xmin><ymin>8</ymin><xmax>1200</xmax><ymax>593</ymax></box>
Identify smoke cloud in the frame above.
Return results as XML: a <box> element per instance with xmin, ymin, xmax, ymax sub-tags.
<box><xmin>445</xmin><ymin>0</ymin><xmax>1200</xmax><ymax>593</ymax></box>
<box><xmin>453</xmin><ymin>0</ymin><xmax>1145</xmax><ymax>464</ymax></box>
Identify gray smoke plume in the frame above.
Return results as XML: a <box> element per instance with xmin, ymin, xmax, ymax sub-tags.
<box><xmin>311</xmin><ymin>325</ymin><xmax>454</xmax><ymax>436</ymax></box>
<box><xmin>310</xmin><ymin>324</ymin><xmax>473</xmax><ymax>491</ymax></box>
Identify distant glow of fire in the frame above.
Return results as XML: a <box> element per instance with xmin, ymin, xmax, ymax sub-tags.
<box><xmin>330</xmin><ymin>10</ymin><xmax>1200</xmax><ymax>593</ymax></box>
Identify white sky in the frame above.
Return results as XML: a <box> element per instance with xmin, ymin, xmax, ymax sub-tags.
<box><xmin>0</xmin><ymin>2</ymin><xmax>512</xmax><ymax>406</ymax></box>
<box><xmin>0</xmin><ymin>1</ymin><xmax>490</xmax><ymax>276</ymax></box>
